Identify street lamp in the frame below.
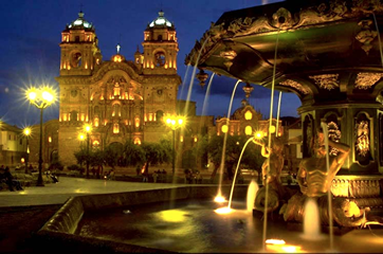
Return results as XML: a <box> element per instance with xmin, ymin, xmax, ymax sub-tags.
<box><xmin>26</xmin><ymin>86</ymin><xmax>55</xmax><ymax>186</ymax></box>
<box><xmin>165</xmin><ymin>115</ymin><xmax>185</xmax><ymax>175</ymax></box>
<box><xmin>23</xmin><ymin>127</ymin><xmax>31</xmax><ymax>174</ymax></box>
<box><xmin>83</xmin><ymin>124</ymin><xmax>92</xmax><ymax>178</ymax></box>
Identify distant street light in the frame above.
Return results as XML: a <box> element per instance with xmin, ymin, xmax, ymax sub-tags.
<box><xmin>165</xmin><ymin>115</ymin><xmax>185</xmax><ymax>175</ymax></box>
<box><xmin>23</xmin><ymin>127</ymin><xmax>31</xmax><ymax>174</ymax></box>
<box><xmin>83</xmin><ymin>124</ymin><xmax>92</xmax><ymax>178</ymax></box>
<box><xmin>26</xmin><ymin>86</ymin><xmax>55</xmax><ymax>186</ymax></box>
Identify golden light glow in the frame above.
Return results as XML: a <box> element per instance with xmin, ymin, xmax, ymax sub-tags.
<box><xmin>265</xmin><ymin>239</ymin><xmax>303</xmax><ymax>253</ymax></box>
<box><xmin>42</xmin><ymin>91</ymin><xmax>54</xmax><ymax>102</ymax></box>
<box><xmin>269</xmin><ymin>125</ymin><xmax>276</xmax><ymax>134</ymax></box>
<box><xmin>180</xmin><ymin>136</ymin><xmax>184</xmax><ymax>142</ymax></box>
<box><xmin>26</xmin><ymin>86</ymin><xmax>56</xmax><ymax>108</ymax></box>
<box><xmin>135</xmin><ymin>118</ymin><xmax>140</xmax><ymax>128</ymax></box>
<box><xmin>221</xmin><ymin>124</ymin><xmax>228</xmax><ymax>133</ymax></box>
<box><xmin>113</xmin><ymin>55</ymin><xmax>122</xmax><ymax>62</ymax></box>
<box><xmin>28</xmin><ymin>91</ymin><xmax>37</xmax><ymax>101</ymax></box>
<box><xmin>194</xmin><ymin>136</ymin><xmax>198</xmax><ymax>142</ymax></box>
<box><xmin>245</xmin><ymin>125</ymin><xmax>252</xmax><ymax>136</ymax></box>
<box><xmin>21</xmin><ymin>158</ymin><xmax>25</xmax><ymax>163</ymax></box>
<box><xmin>214</xmin><ymin>195</ymin><xmax>227</xmax><ymax>203</ymax></box>
<box><xmin>244</xmin><ymin>110</ymin><xmax>253</xmax><ymax>120</ymax></box>
<box><xmin>158</xmin><ymin>210</ymin><xmax>187</xmax><ymax>223</ymax></box>
<box><xmin>165</xmin><ymin>115</ymin><xmax>185</xmax><ymax>130</ymax></box>
<box><xmin>23</xmin><ymin>128</ymin><xmax>31</xmax><ymax>136</ymax></box>
<box><xmin>83</xmin><ymin>124</ymin><xmax>92</xmax><ymax>133</ymax></box>
<box><xmin>254</xmin><ymin>131</ymin><xmax>263</xmax><ymax>139</ymax></box>
<box><xmin>214</xmin><ymin>207</ymin><xmax>233</xmax><ymax>214</ymax></box>
<box><xmin>78</xmin><ymin>133</ymin><xmax>85</xmax><ymax>141</ymax></box>
<box><xmin>266</xmin><ymin>239</ymin><xmax>286</xmax><ymax>245</ymax></box>
<box><xmin>94</xmin><ymin>118</ymin><xmax>99</xmax><ymax>127</ymax></box>
<box><xmin>48</xmin><ymin>136</ymin><xmax>52</xmax><ymax>143</ymax></box>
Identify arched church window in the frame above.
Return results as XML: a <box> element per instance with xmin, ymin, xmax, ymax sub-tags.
<box><xmin>134</xmin><ymin>137</ymin><xmax>141</xmax><ymax>145</ymax></box>
<box><xmin>70</xmin><ymin>111</ymin><xmax>78</xmax><ymax>122</ymax></box>
<box><xmin>112</xmin><ymin>104</ymin><xmax>121</xmax><ymax>117</ymax></box>
<box><xmin>155</xmin><ymin>52</ymin><xmax>166</xmax><ymax>67</ymax></box>
<box><xmin>135</xmin><ymin>117</ymin><xmax>140</xmax><ymax>128</ymax></box>
<box><xmin>221</xmin><ymin>124</ymin><xmax>228</xmax><ymax>133</ymax></box>
<box><xmin>92</xmin><ymin>140</ymin><xmax>100</xmax><ymax>150</ymax></box>
<box><xmin>245</xmin><ymin>125</ymin><xmax>253</xmax><ymax>136</ymax></box>
<box><xmin>113</xmin><ymin>123</ymin><xmax>119</xmax><ymax>134</ymax></box>
<box><xmin>70</xmin><ymin>52</ymin><xmax>82</xmax><ymax>68</ymax></box>
<box><xmin>94</xmin><ymin>117</ymin><xmax>99</xmax><ymax>127</ymax></box>
<box><xmin>244</xmin><ymin>110</ymin><xmax>253</xmax><ymax>120</ymax></box>
<box><xmin>114</xmin><ymin>83</ymin><xmax>121</xmax><ymax>97</ymax></box>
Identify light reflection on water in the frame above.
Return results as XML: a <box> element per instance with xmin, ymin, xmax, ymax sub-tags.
<box><xmin>76</xmin><ymin>199</ymin><xmax>383</xmax><ymax>253</ymax></box>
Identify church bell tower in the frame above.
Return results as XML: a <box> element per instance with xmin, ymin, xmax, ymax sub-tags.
<box><xmin>59</xmin><ymin>11</ymin><xmax>101</xmax><ymax>76</ymax></box>
<box><xmin>142</xmin><ymin>10</ymin><xmax>178</xmax><ymax>75</ymax></box>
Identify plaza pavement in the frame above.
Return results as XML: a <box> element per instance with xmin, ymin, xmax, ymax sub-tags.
<box><xmin>0</xmin><ymin>177</ymin><xmax>189</xmax><ymax>208</ymax></box>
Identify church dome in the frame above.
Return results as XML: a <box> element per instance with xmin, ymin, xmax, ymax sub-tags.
<box><xmin>67</xmin><ymin>11</ymin><xmax>93</xmax><ymax>30</ymax></box>
<box><xmin>148</xmin><ymin>10</ymin><xmax>174</xmax><ymax>28</ymax></box>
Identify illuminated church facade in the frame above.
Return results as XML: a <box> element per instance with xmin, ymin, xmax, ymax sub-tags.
<box><xmin>57</xmin><ymin>11</ymin><xmax>182</xmax><ymax>165</ymax></box>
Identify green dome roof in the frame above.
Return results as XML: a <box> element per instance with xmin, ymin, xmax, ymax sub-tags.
<box><xmin>149</xmin><ymin>11</ymin><xmax>173</xmax><ymax>28</ymax></box>
<box><xmin>68</xmin><ymin>11</ymin><xmax>93</xmax><ymax>29</ymax></box>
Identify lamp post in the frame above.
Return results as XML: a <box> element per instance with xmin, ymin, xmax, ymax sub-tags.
<box><xmin>23</xmin><ymin>127</ymin><xmax>31</xmax><ymax>174</ymax></box>
<box><xmin>165</xmin><ymin>115</ymin><xmax>184</xmax><ymax>175</ymax></box>
<box><xmin>26</xmin><ymin>87</ymin><xmax>55</xmax><ymax>186</ymax></box>
<box><xmin>83</xmin><ymin>124</ymin><xmax>92</xmax><ymax>178</ymax></box>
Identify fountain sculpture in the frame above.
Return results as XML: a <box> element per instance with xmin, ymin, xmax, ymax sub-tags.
<box><xmin>186</xmin><ymin>0</ymin><xmax>383</xmax><ymax>228</ymax></box>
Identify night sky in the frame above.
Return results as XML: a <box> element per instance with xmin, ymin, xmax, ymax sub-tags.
<box><xmin>0</xmin><ymin>0</ymin><xmax>300</xmax><ymax>128</ymax></box>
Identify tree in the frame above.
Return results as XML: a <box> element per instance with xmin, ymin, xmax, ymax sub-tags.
<box><xmin>104</xmin><ymin>143</ymin><xmax>124</xmax><ymax>169</ymax></box>
<box><xmin>141</xmin><ymin>140</ymin><xmax>172</xmax><ymax>174</ymax></box>
<box><xmin>196</xmin><ymin>135</ymin><xmax>263</xmax><ymax>181</ymax></box>
<box><xmin>122</xmin><ymin>140</ymin><xmax>145</xmax><ymax>167</ymax></box>
<box><xmin>73</xmin><ymin>149</ymin><xmax>89</xmax><ymax>167</ymax></box>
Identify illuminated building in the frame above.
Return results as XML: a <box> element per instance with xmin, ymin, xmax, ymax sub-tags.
<box><xmin>57</xmin><ymin>11</ymin><xmax>181</xmax><ymax>165</ymax></box>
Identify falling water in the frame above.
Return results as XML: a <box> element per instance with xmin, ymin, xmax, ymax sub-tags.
<box><xmin>216</xmin><ymin>80</ymin><xmax>242</xmax><ymax>199</ymax></box>
<box><xmin>303</xmin><ymin>198</ymin><xmax>321</xmax><ymax>240</ymax></box>
<box><xmin>247</xmin><ymin>180</ymin><xmax>259</xmax><ymax>212</ymax></box>
<box><xmin>169</xmin><ymin>37</ymin><xmax>211</xmax><ymax>207</ymax></box>
<box><xmin>275</xmin><ymin>91</ymin><xmax>283</xmax><ymax>134</ymax></box>
<box><xmin>179</xmin><ymin>64</ymin><xmax>192</xmax><ymax>100</ymax></box>
<box><xmin>201</xmin><ymin>73</ymin><xmax>216</xmax><ymax>117</ymax></box>
<box><xmin>183</xmin><ymin>36</ymin><xmax>210</xmax><ymax>117</ymax></box>
<box><xmin>262</xmin><ymin>27</ymin><xmax>281</xmax><ymax>251</ymax></box>
<box><xmin>227</xmin><ymin>137</ymin><xmax>254</xmax><ymax>209</ymax></box>
<box><xmin>321</xmin><ymin>122</ymin><xmax>334</xmax><ymax>250</ymax></box>
<box><xmin>197</xmin><ymin>73</ymin><xmax>216</xmax><ymax>139</ymax></box>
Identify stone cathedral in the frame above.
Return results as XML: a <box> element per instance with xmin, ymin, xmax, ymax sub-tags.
<box><xmin>57</xmin><ymin>11</ymin><xmax>181</xmax><ymax>165</ymax></box>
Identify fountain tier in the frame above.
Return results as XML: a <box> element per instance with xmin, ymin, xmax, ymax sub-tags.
<box><xmin>186</xmin><ymin>0</ymin><xmax>383</xmax><ymax>208</ymax></box>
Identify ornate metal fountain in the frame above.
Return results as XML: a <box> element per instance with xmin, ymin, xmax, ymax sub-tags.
<box><xmin>186</xmin><ymin>0</ymin><xmax>383</xmax><ymax>227</ymax></box>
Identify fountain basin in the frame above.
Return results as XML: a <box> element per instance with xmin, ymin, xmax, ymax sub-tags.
<box><xmin>36</xmin><ymin>184</ymin><xmax>383</xmax><ymax>253</ymax></box>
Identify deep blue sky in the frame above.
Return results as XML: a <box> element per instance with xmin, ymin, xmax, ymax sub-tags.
<box><xmin>0</xmin><ymin>0</ymin><xmax>300</xmax><ymax>128</ymax></box>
